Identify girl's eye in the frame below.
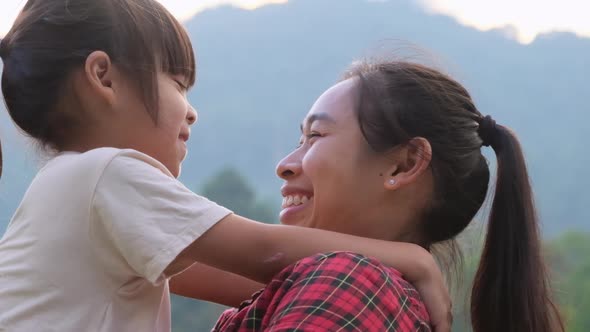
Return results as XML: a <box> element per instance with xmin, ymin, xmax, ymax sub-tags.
<box><xmin>174</xmin><ymin>80</ymin><xmax>188</xmax><ymax>91</ymax></box>
<box><xmin>297</xmin><ymin>137</ymin><xmax>304</xmax><ymax>148</ymax></box>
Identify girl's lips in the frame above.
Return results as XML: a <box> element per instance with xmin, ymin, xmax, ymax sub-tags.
<box><xmin>179</xmin><ymin>131</ymin><xmax>190</xmax><ymax>142</ymax></box>
<box><xmin>178</xmin><ymin>139</ymin><xmax>188</xmax><ymax>159</ymax></box>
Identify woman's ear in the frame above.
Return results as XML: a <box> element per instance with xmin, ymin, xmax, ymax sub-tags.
<box><xmin>384</xmin><ymin>137</ymin><xmax>432</xmax><ymax>190</ymax></box>
<box><xmin>84</xmin><ymin>51</ymin><xmax>115</xmax><ymax>106</ymax></box>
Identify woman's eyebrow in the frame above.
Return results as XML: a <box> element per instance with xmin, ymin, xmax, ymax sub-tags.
<box><xmin>300</xmin><ymin>112</ymin><xmax>336</xmax><ymax>132</ymax></box>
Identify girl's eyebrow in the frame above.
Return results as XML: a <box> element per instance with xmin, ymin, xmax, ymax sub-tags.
<box><xmin>300</xmin><ymin>112</ymin><xmax>336</xmax><ymax>132</ymax></box>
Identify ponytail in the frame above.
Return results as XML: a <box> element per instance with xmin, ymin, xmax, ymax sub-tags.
<box><xmin>471</xmin><ymin>124</ymin><xmax>564</xmax><ymax>332</ymax></box>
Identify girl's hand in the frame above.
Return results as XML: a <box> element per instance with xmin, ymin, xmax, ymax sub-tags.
<box><xmin>407</xmin><ymin>253</ymin><xmax>452</xmax><ymax>332</ymax></box>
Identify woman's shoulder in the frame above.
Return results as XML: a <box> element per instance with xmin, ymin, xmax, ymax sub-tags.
<box><xmin>274</xmin><ymin>252</ymin><xmax>430</xmax><ymax>330</ymax></box>
<box><xmin>282</xmin><ymin>251</ymin><xmax>428</xmax><ymax>311</ymax></box>
<box><xmin>214</xmin><ymin>251</ymin><xmax>431</xmax><ymax>331</ymax></box>
<box><xmin>289</xmin><ymin>251</ymin><xmax>408</xmax><ymax>280</ymax></box>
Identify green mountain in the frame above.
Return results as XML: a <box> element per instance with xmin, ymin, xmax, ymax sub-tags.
<box><xmin>1</xmin><ymin>0</ymin><xmax>589</xmax><ymax>234</ymax></box>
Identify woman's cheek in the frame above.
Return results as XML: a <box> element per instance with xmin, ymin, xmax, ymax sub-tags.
<box><xmin>301</xmin><ymin>148</ymin><xmax>323</xmax><ymax>177</ymax></box>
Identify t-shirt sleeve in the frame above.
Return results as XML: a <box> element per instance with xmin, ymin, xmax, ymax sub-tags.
<box><xmin>266</xmin><ymin>252</ymin><xmax>431</xmax><ymax>331</ymax></box>
<box><xmin>91</xmin><ymin>152</ymin><xmax>232</xmax><ymax>284</ymax></box>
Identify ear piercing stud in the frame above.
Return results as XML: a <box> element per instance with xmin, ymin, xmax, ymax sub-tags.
<box><xmin>389</xmin><ymin>179</ymin><xmax>396</xmax><ymax>185</ymax></box>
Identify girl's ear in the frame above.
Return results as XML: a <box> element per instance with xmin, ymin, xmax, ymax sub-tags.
<box><xmin>84</xmin><ymin>51</ymin><xmax>115</xmax><ymax>106</ymax></box>
<box><xmin>383</xmin><ymin>137</ymin><xmax>432</xmax><ymax>190</ymax></box>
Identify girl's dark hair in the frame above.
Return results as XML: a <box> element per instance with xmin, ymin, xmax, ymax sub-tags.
<box><xmin>0</xmin><ymin>0</ymin><xmax>195</xmax><ymax>151</ymax></box>
<box><xmin>344</xmin><ymin>60</ymin><xmax>564</xmax><ymax>332</ymax></box>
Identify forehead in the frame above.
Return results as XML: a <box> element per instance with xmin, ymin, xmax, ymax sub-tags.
<box><xmin>304</xmin><ymin>78</ymin><xmax>359</xmax><ymax>124</ymax></box>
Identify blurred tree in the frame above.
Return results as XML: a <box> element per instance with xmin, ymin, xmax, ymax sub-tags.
<box><xmin>546</xmin><ymin>232</ymin><xmax>590</xmax><ymax>332</ymax></box>
<box><xmin>201</xmin><ymin>167</ymin><xmax>277</xmax><ymax>223</ymax></box>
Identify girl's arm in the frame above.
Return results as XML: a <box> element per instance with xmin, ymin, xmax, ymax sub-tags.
<box><xmin>170</xmin><ymin>214</ymin><xmax>434</xmax><ymax>284</ymax></box>
<box><xmin>167</xmin><ymin>214</ymin><xmax>451</xmax><ymax>332</ymax></box>
<box><xmin>169</xmin><ymin>262</ymin><xmax>263</xmax><ymax>307</ymax></box>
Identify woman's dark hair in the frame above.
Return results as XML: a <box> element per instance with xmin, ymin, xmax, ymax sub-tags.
<box><xmin>344</xmin><ymin>60</ymin><xmax>564</xmax><ymax>332</ymax></box>
<box><xmin>0</xmin><ymin>0</ymin><xmax>195</xmax><ymax>151</ymax></box>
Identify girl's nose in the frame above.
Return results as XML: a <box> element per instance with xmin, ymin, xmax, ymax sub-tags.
<box><xmin>187</xmin><ymin>105</ymin><xmax>197</xmax><ymax>125</ymax></box>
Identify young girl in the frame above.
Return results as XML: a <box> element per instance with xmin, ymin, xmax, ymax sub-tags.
<box><xmin>0</xmin><ymin>1</ymin><xmax>450</xmax><ymax>331</ymax></box>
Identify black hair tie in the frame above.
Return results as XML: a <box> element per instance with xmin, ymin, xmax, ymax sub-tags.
<box><xmin>478</xmin><ymin>115</ymin><xmax>498</xmax><ymax>147</ymax></box>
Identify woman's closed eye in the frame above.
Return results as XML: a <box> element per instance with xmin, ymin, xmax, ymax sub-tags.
<box><xmin>307</xmin><ymin>132</ymin><xmax>322</xmax><ymax>139</ymax></box>
<box><xmin>298</xmin><ymin>132</ymin><xmax>323</xmax><ymax>147</ymax></box>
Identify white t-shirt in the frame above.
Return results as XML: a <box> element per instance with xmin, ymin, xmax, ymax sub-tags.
<box><xmin>0</xmin><ymin>148</ymin><xmax>232</xmax><ymax>331</ymax></box>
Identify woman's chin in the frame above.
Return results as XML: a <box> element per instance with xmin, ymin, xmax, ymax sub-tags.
<box><xmin>279</xmin><ymin>205</ymin><xmax>309</xmax><ymax>226</ymax></box>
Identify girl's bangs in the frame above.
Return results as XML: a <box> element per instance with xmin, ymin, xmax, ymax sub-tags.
<box><xmin>155</xmin><ymin>9</ymin><xmax>196</xmax><ymax>87</ymax></box>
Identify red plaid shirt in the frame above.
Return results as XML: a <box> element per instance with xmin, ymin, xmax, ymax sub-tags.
<box><xmin>213</xmin><ymin>252</ymin><xmax>431</xmax><ymax>331</ymax></box>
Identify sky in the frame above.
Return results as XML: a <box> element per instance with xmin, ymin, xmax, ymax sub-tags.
<box><xmin>0</xmin><ymin>0</ymin><xmax>588</xmax><ymax>44</ymax></box>
<box><xmin>418</xmin><ymin>0</ymin><xmax>590</xmax><ymax>43</ymax></box>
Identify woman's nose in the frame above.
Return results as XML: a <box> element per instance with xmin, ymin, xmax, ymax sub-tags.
<box><xmin>276</xmin><ymin>152</ymin><xmax>302</xmax><ymax>180</ymax></box>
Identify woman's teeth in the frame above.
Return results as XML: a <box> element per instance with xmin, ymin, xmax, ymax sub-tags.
<box><xmin>282</xmin><ymin>195</ymin><xmax>312</xmax><ymax>208</ymax></box>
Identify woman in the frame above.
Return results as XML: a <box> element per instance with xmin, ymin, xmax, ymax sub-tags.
<box><xmin>182</xmin><ymin>60</ymin><xmax>563</xmax><ymax>332</ymax></box>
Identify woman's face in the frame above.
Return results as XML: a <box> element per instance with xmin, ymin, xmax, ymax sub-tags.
<box><xmin>276</xmin><ymin>78</ymin><xmax>400</xmax><ymax>238</ymax></box>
